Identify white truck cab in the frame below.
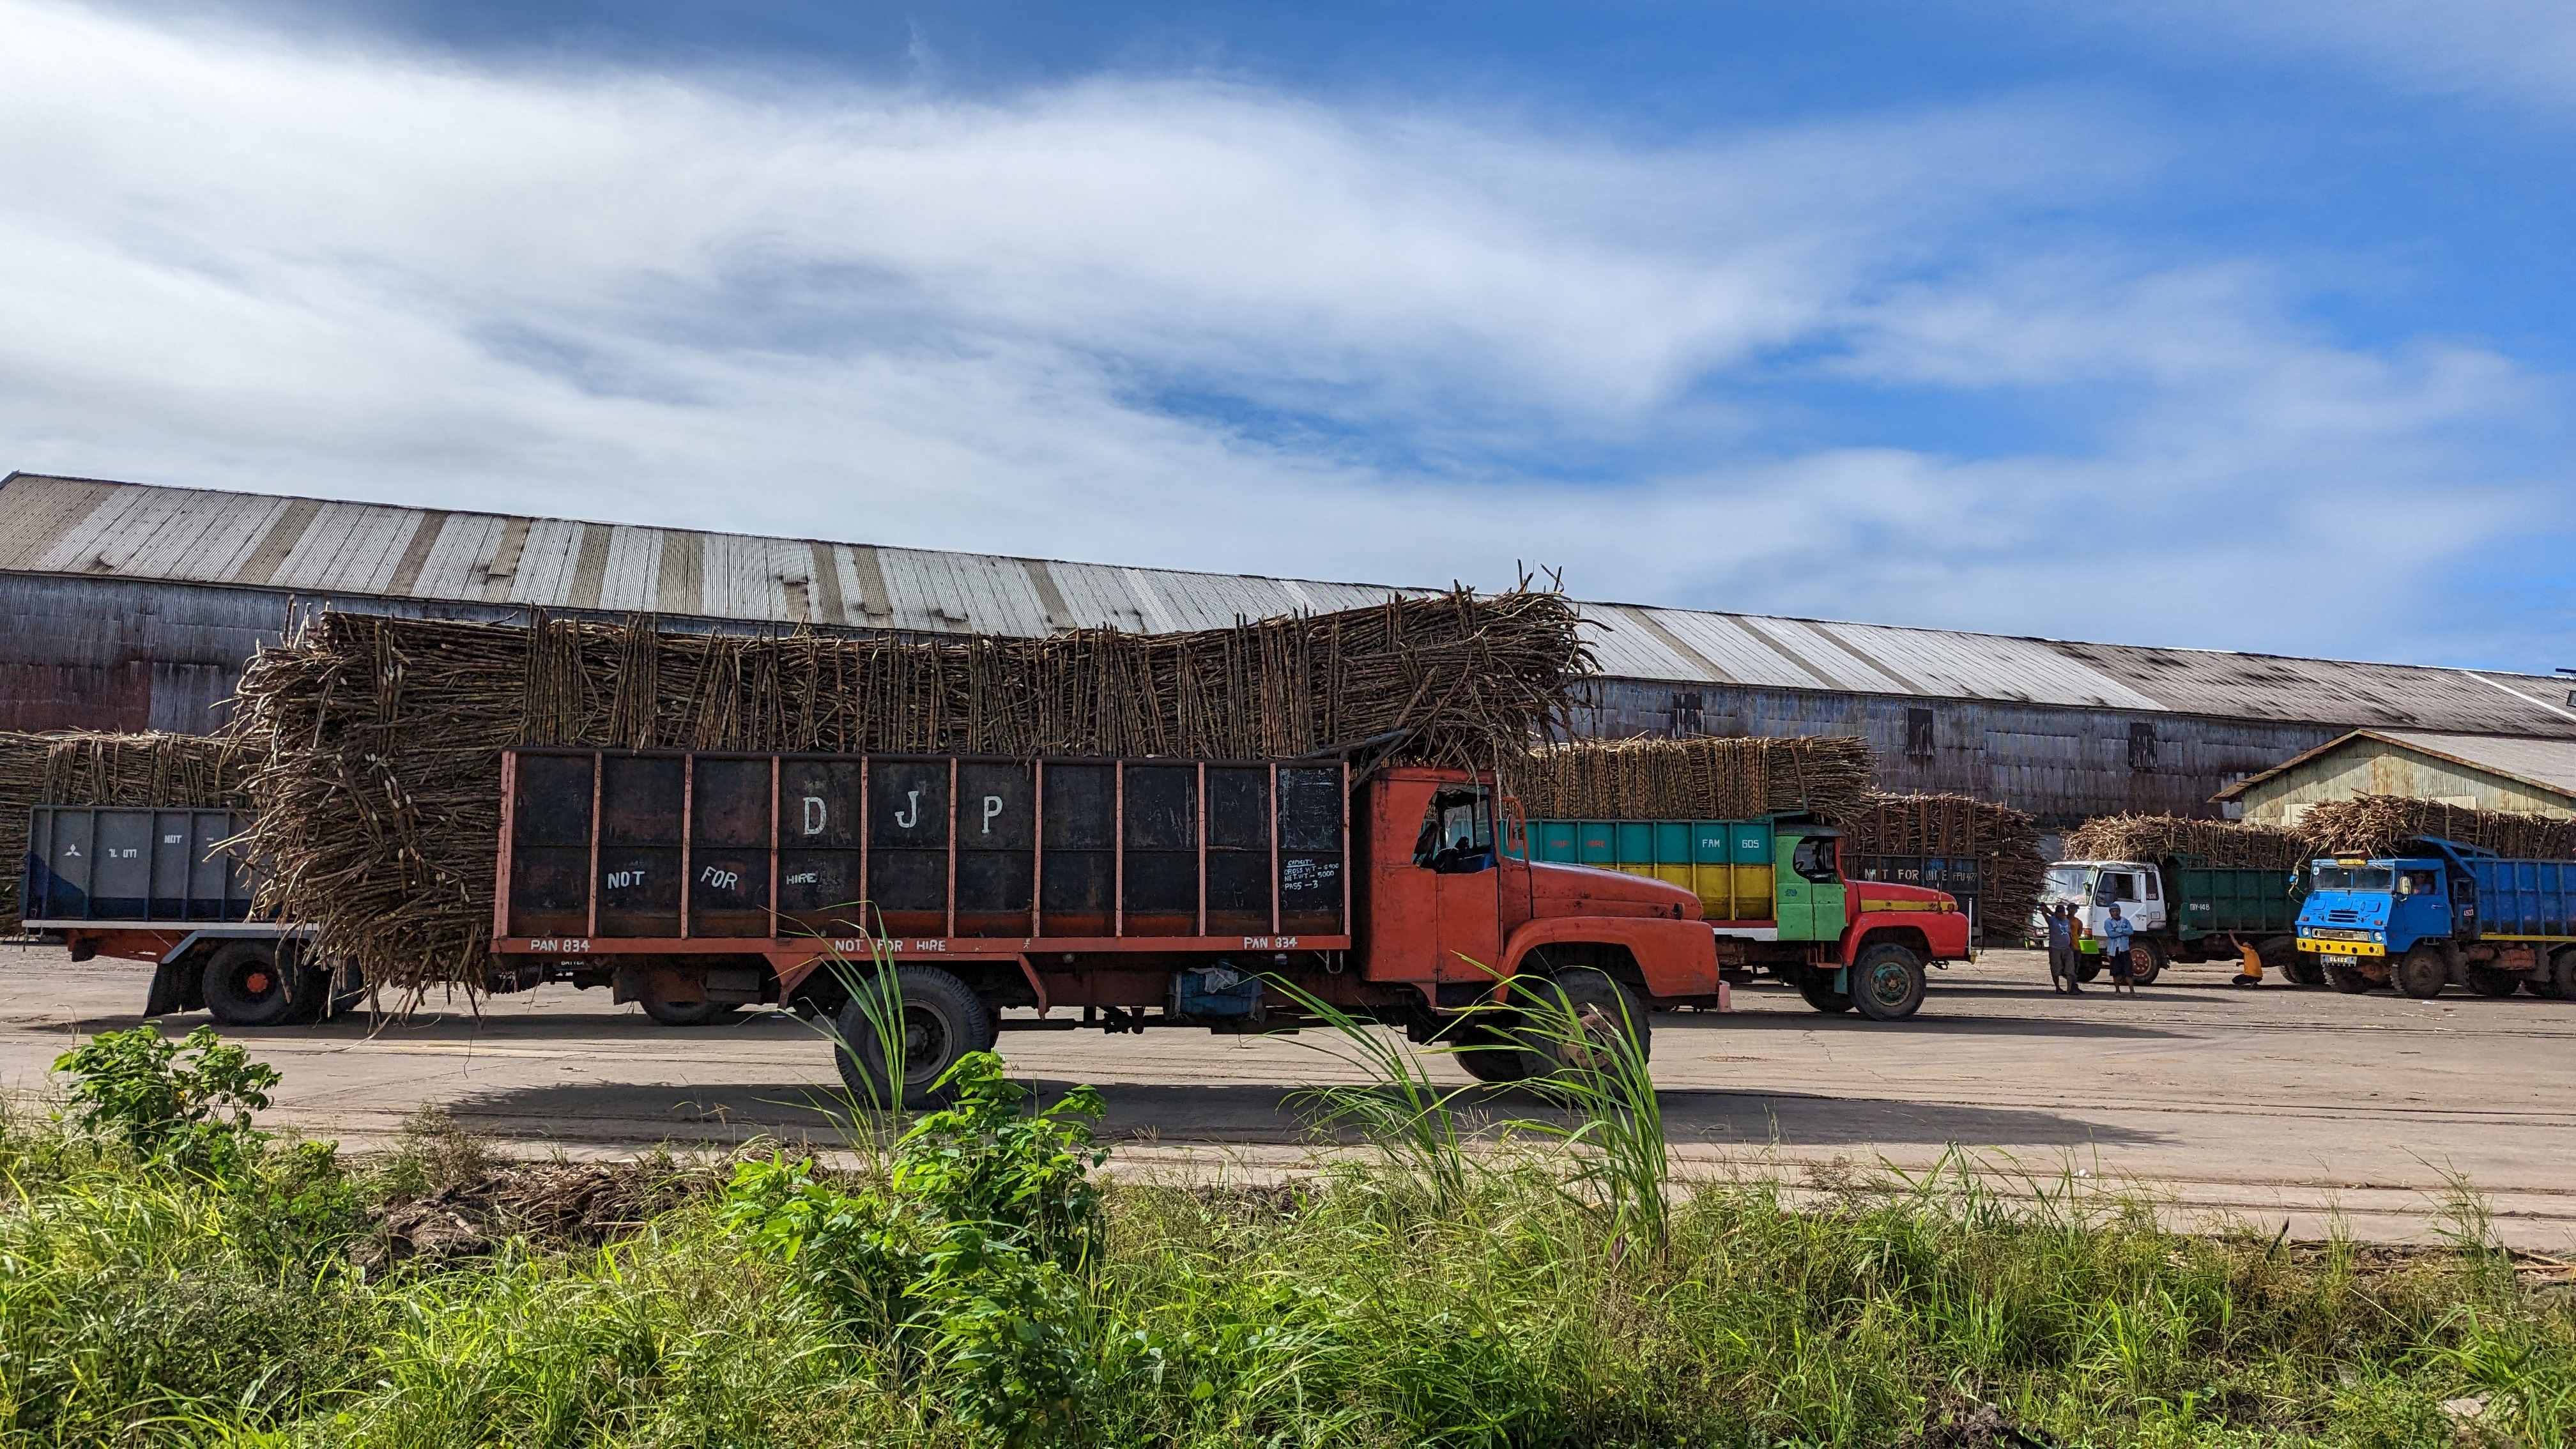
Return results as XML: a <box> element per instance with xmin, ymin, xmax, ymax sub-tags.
<box><xmin>2034</xmin><ymin>860</ymin><xmax>2169</xmax><ymax>946</ymax></box>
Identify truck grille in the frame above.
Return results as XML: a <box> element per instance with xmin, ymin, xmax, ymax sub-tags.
<box><xmin>2306</xmin><ymin>927</ymin><xmax>2373</xmax><ymax>942</ymax></box>
<box><xmin>2326</xmin><ymin>909</ymin><xmax>2360</xmax><ymax>923</ymax></box>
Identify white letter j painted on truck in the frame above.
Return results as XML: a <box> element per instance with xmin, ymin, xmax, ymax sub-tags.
<box><xmin>894</xmin><ymin>790</ymin><xmax>920</xmax><ymax>830</ymax></box>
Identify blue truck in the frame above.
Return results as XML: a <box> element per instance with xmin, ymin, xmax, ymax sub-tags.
<box><xmin>2295</xmin><ymin>837</ymin><xmax>2576</xmax><ymax>999</ymax></box>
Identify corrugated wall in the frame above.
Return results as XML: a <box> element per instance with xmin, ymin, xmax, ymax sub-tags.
<box><xmin>1567</xmin><ymin>677</ymin><xmax>2340</xmax><ymax>827</ymax></box>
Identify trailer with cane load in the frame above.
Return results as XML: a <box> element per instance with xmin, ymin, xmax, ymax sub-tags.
<box><xmin>486</xmin><ymin>747</ymin><xmax>1727</xmax><ymax>1101</ymax></box>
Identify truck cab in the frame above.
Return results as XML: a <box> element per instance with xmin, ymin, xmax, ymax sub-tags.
<box><xmin>2036</xmin><ymin>860</ymin><xmax>2170</xmax><ymax>969</ymax></box>
<box><xmin>2296</xmin><ymin>855</ymin><xmax>2451</xmax><ymax>965</ymax></box>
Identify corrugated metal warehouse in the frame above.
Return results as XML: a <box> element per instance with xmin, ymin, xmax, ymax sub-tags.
<box><xmin>8</xmin><ymin>471</ymin><xmax>2573</xmax><ymax>827</ymax></box>
<box><xmin>2216</xmin><ymin>730</ymin><xmax>2576</xmax><ymax>824</ymax></box>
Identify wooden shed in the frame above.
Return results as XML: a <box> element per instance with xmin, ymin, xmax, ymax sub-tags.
<box><xmin>2212</xmin><ymin>730</ymin><xmax>2576</xmax><ymax>825</ymax></box>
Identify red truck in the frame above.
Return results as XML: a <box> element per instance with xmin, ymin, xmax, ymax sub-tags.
<box><xmin>490</xmin><ymin>749</ymin><xmax>1724</xmax><ymax>1100</ymax></box>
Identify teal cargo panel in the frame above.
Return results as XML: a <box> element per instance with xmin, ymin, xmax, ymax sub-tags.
<box><xmin>1614</xmin><ymin>822</ymin><xmax>1655</xmax><ymax>864</ymax></box>
<box><xmin>1577</xmin><ymin>822</ymin><xmax>1617</xmax><ymax>864</ymax></box>
<box><xmin>1535</xmin><ymin>821</ymin><xmax>1578</xmax><ymax>862</ymax></box>
<box><xmin>1729</xmin><ymin>823</ymin><xmax>1771</xmax><ymax>863</ymax></box>
<box><xmin>1692</xmin><ymin>822</ymin><xmax>1729</xmax><ymax>864</ymax></box>
<box><xmin>1653</xmin><ymin>821</ymin><xmax>1692</xmax><ymax>864</ymax></box>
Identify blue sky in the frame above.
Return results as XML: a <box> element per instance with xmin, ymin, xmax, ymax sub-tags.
<box><xmin>4</xmin><ymin>1</ymin><xmax>2571</xmax><ymax>668</ymax></box>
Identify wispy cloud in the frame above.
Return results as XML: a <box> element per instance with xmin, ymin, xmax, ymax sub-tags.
<box><xmin>2057</xmin><ymin>0</ymin><xmax>2576</xmax><ymax>116</ymax></box>
<box><xmin>0</xmin><ymin>0</ymin><xmax>2564</xmax><ymax>668</ymax></box>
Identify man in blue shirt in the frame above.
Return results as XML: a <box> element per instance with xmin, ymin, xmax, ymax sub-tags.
<box><xmin>2103</xmin><ymin>904</ymin><xmax>2138</xmax><ymax>995</ymax></box>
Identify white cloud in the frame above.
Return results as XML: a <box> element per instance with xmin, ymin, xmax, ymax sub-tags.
<box><xmin>0</xmin><ymin>0</ymin><xmax>2564</xmax><ymax>668</ymax></box>
<box><xmin>2057</xmin><ymin>0</ymin><xmax>2576</xmax><ymax>116</ymax></box>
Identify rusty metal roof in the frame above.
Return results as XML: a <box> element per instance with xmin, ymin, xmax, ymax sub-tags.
<box><xmin>8</xmin><ymin>471</ymin><xmax>2572</xmax><ymax>737</ymax></box>
<box><xmin>0</xmin><ymin>473</ymin><xmax>1427</xmax><ymax>636</ymax></box>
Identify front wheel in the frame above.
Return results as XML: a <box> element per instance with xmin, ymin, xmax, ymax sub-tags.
<box><xmin>2286</xmin><ymin>953</ymin><xmax>2326</xmax><ymax>987</ymax></box>
<box><xmin>1442</xmin><ymin>1015</ymin><xmax>1532</xmax><ymax>1084</ymax></box>
<box><xmin>2127</xmin><ymin>939</ymin><xmax>2165</xmax><ymax>986</ymax></box>
<box><xmin>833</xmin><ymin>966</ymin><xmax>996</xmax><ymax>1108</ymax></box>
<box><xmin>1850</xmin><ymin>944</ymin><xmax>1927</xmax><ymax>1022</ymax></box>
<box><xmin>2324</xmin><ymin>959</ymin><xmax>2375</xmax><ymax>994</ymax></box>
<box><xmin>1508</xmin><ymin>968</ymin><xmax>1650</xmax><ymax>1081</ymax></box>
<box><xmin>2394</xmin><ymin>944</ymin><xmax>2448</xmax><ymax>999</ymax></box>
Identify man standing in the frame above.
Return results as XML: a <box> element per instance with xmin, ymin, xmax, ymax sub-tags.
<box><xmin>2046</xmin><ymin>903</ymin><xmax>2082</xmax><ymax>993</ymax></box>
<box><xmin>2103</xmin><ymin>903</ymin><xmax>2138</xmax><ymax>996</ymax></box>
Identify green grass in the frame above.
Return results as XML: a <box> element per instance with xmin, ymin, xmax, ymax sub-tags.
<box><xmin>1</xmin><ymin>1061</ymin><xmax>2572</xmax><ymax>1446</ymax></box>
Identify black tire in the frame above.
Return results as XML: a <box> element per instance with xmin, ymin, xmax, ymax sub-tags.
<box><xmin>641</xmin><ymin>995</ymin><xmax>742</xmax><ymax>1027</ymax></box>
<box><xmin>2127</xmin><ymin>939</ymin><xmax>2166</xmax><ymax>987</ymax></box>
<box><xmin>2393</xmin><ymin>944</ymin><xmax>2448</xmax><ymax>1000</ymax></box>
<box><xmin>2076</xmin><ymin>960</ymin><xmax>2103</xmax><ymax>983</ymax></box>
<box><xmin>834</xmin><ymin>966</ymin><xmax>995</xmax><ymax>1107</ymax></box>
<box><xmin>1508</xmin><ymin>968</ymin><xmax>1651</xmax><ymax>1080</ymax></box>
<box><xmin>1443</xmin><ymin>1016</ymin><xmax>1531</xmax><ymax>1084</ymax></box>
<box><xmin>202</xmin><ymin>942</ymin><xmax>295</xmax><ymax>1027</ymax></box>
<box><xmin>2534</xmin><ymin>947</ymin><xmax>2576</xmax><ymax>1001</ymax></box>
<box><xmin>2465</xmin><ymin>966</ymin><xmax>2520</xmax><ymax>998</ymax></box>
<box><xmin>1850</xmin><ymin>943</ymin><xmax>1928</xmax><ymax>1022</ymax></box>
<box><xmin>2324</xmin><ymin>959</ymin><xmax>2375</xmax><ymax>994</ymax></box>
<box><xmin>2287</xmin><ymin>954</ymin><xmax>2327</xmax><ymax>987</ymax></box>
<box><xmin>1795</xmin><ymin>970</ymin><xmax>1853</xmax><ymax>1014</ymax></box>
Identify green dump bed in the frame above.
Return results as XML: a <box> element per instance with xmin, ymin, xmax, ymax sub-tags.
<box><xmin>2170</xmin><ymin>857</ymin><xmax>2304</xmax><ymax>939</ymax></box>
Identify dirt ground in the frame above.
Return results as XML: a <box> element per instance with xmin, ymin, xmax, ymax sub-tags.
<box><xmin>6</xmin><ymin>940</ymin><xmax>2573</xmax><ymax>1248</ymax></box>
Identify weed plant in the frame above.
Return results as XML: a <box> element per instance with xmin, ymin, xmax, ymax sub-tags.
<box><xmin>1</xmin><ymin>1032</ymin><xmax>2570</xmax><ymax>1446</ymax></box>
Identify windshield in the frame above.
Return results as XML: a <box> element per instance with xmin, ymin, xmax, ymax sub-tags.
<box><xmin>2043</xmin><ymin>866</ymin><xmax>2092</xmax><ymax>901</ymax></box>
<box><xmin>2312</xmin><ymin>862</ymin><xmax>2393</xmax><ymax>891</ymax></box>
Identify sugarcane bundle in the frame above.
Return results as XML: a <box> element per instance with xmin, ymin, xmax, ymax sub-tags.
<box><xmin>1503</xmin><ymin>735</ymin><xmax>1873</xmax><ymax>823</ymax></box>
<box><xmin>2297</xmin><ymin>793</ymin><xmax>2576</xmax><ymax>861</ymax></box>
<box><xmin>1847</xmin><ymin>792</ymin><xmax>2047</xmax><ymax>937</ymax></box>
<box><xmin>0</xmin><ymin>731</ymin><xmax>256</xmax><ymax>930</ymax></box>
<box><xmin>2061</xmin><ymin>813</ymin><xmax>2308</xmax><ymax>871</ymax></box>
<box><xmin>227</xmin><ymin>589</ymin><xmax>1591</xmax><ymax>994</ymax></box>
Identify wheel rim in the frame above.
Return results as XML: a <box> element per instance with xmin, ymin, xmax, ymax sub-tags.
<box><xmin>1864</xmin><ymin>961</ymin><xmax>1912</xmax><ymax>1008</ymax></box>
<box><xmin>899</xmin><ymin>1005</ymin><xmax>951</xmax><ymax>1087</ymax></box>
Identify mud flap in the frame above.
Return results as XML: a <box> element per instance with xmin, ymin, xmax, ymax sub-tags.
<box><xmin>144</xmin><ymin>960</ymin><xmax>189</xmax><ymax>1018</ymax></box>
<box><xmin>1830</xmin><ymin>966</ymin><xmax>1847</xmax><ymax>995</ymax></box>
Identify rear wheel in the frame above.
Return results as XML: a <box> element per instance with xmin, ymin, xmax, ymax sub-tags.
<box><xmin>1794</xmin><ymin>969</ymin><xmax>1852</xmax><ymax>1014</ymax></box>
<box><xmin>641</xmin><ymin>993</ymin><xmax>741</xmax><ymax>1027</ymax></box>
<box><xmin>1850</xmin><ymin>943</ymin><xmax>1928</xmax><ymax>1022</ymax></box>
<box><xmin>202</xmin><ymin>942</ymin><xmax>295</xmax><ymax>1027</ymax></box>
<box><xmin>833</xmin><ymin>966</ymin><xmax>995</xmax><ymax>1107</ymax></box>
<box><xmin>2394</xmin><ymin>944</ymin><xmax>2448</xmax><ymax>999</ymax></box>
<box><xmin>2324</xmin><ymin>959</ymin><xmax>2375</xmax><ymax>994</ymax></box>
<box><xmin>1508</xmin><ymin>969</ymin><xmax>1651</xmax><ymax>1080</ymax></box>
<box><xmin>2465</xmin><ymin>966</ymin><xmax>2520</xmax><ymax>998</ymax></box>
<box><xmin>2533</xmin><ymin>947</ymin><xmax>2576</xmax><ymax>1001</ymax></box>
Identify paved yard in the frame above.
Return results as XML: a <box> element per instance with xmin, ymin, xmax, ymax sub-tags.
<box><xmin>6</xmin><ymin>940</ymin><xmax>2572</xmax><ymax>1246</ymax></box>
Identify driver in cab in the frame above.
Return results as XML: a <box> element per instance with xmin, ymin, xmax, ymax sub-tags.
<box><xmin>1414</xmin><ymin>791</ymin><xmax>1495</xmax><ymax>875</ymax></box>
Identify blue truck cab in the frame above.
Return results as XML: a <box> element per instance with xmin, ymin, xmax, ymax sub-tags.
<box><xmin>2295</xmin><ymin>837</ymin><xmax>2576</xmax><ymax>999</ymax></box>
